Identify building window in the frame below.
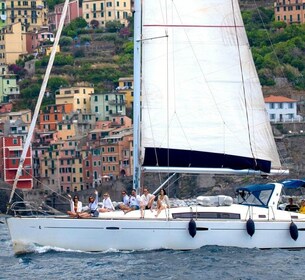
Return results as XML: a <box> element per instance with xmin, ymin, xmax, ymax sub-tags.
<box><xmin>288</xmin><ymin>103</ymin><xmax>294</xmax><ymax>109</ymax></box>
<box><xmin>270</xmin><ymin>114</ymin><xmax>275</xmax><ymax>119</ymax></box>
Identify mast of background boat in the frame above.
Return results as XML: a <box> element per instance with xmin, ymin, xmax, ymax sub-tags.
<box><xmin>7</xmin><ymin>0</ymin><xmax>70</xmax><ymax>206</ymax></box>
<box><xmin>132</xmin><ymin>0</ymin><xmax>141</xmax><ymax>192</ymax></box>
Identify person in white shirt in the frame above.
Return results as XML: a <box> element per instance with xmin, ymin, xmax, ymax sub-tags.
<box><xmin>99</xmin><ymin>192</ymin><xmax>115</xmax><ymax>212</ymax></box>
<box><xmin>155</xmin><ymin>188</ymin><xmax>170</xmax><ymax>217</ymax></box>
<box><xmin>78</xmin><ymin>190</ymin><xmax>99</xmax><ymax>218</ymax></box>
<box><xmin>140</xmin><ymin>187</ymin><xmax>155</xmax><ymax>219</ymax></box>
<box><xmin>67</xmin><ymin>194</ymin><xmax>82</xmax><ymax>218</ymax></box>
<box><xmin>123</xmin><ymin>189</ymin><xmax>141</xmax><ymax>214</ymax></box>
<box><xmin>119</xmin><ymin>190</ymin><xmax>130</xmax><ymax>210</ymax></box>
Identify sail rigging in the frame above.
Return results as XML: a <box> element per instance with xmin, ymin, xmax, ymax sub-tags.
<box><xmin>8</xmin><ymin>0</ymin><xmax>70</xmax><ymax>204</ymax></box>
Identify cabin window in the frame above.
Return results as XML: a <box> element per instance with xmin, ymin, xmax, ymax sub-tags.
<box><xmin>172</xmin><ymin>212</ymin><xmax>240</xmax><ymax>219</ymax></box>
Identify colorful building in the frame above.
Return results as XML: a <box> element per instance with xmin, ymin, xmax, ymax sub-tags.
<box><xmin>4</xmin><ymin>0</ymin><xmax>48</xmax><ymax>32</ymax></box>
<box><xmin>48</xmin><ymin>0</ymin><xmax>82</xmax><ymax>31</ymax></box>
<box><xmin>38</xmin><ymin>103</ymin><xmax>73</xmax><ymax>132</ymax></box>
<box><xmin>0</xmin><ymin>22</ymin><xmax>27</xmax><ymax>64</ymax></box>
<box><xmin>82</xmin><ymin>0</ymin><xmax>132</xmax><ymax>28</ymax></box>
<box><xmin>274</xmin><ymin>0</ymin><xmax>305</xmax><ymax>24</ymax></box>
<box><xmin>92</xmin><ymin>90</ymin><xmax>126</xmax><ymax>121</ymax></box>
<box><xmin>117</xmin><ymin>76</ymin><xmax>133</xmax><ymax>115</ymax></box>
<box><xmin>0</xmin><ymin>136</ymin><xmax>33</xmax><ymax>189</ymax></box>
<box><xmin>0</xmin><ymin>73</ymin><xmax>20</xmax><ymax>103</ymax></box>
<box><xmin>55</xmin><ymin>85</ymin><xmax>93</xmax><ymax>114</ymax></box>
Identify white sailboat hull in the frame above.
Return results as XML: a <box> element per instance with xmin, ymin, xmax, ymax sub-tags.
<box><xmin>6</xmin><ymin>206</ymin><xmax>305</xmax><ymax>253</ymax></box>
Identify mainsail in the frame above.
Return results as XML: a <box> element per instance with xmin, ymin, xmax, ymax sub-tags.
<box><xmin>140</xmin><ymin>0</ymin><xmax>281</xmax><ymax>174</ymax></box>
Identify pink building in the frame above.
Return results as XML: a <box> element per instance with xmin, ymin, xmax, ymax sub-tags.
<box><xmin>48</xmin><ymin>0</ymin><xmax>83</xmax><ymax>31</ymax></box>
<box><xmin>26</xmin><ymin>29</ymin><xmax>55</xmax><ymax>54</ymax></box>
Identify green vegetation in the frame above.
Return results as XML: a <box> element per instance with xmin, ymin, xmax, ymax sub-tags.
<box><xmin>243</xmin><ymin>7</ymin><xmax>305</xmax><ymax>89</ymax></box>
<box><xmin>13</xmin><ymin>15</ymin><xmax>133</xmax><ymax>111</ymax></box>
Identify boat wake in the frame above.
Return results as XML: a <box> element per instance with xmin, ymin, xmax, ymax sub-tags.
<box><xmin>18</xmin><ymin>244</ymin><xmax>137</xmax><ymax>255</ymax></box>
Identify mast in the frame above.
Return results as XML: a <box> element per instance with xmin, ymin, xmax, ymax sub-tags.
<box><xmin>8</xmin><ymin>0</ymin><xmax>70</xmax><ymax>205</ymax></box>
<box><xmin>132</xmin><ymin>0</ymin><xmax>141</xmax><ymax>191</ymax></box>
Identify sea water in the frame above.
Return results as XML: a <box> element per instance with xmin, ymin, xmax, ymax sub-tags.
<box><xmin>0</xmin><ymin>219</ymin><xmax>303</xmax><ymax>280</ymax></box>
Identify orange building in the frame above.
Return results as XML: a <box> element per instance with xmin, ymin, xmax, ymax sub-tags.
<box><xmin>38</xmin><ymin>103</ymin><xmax>73</xmax><ymax>132</ymax></box>
<box><xmin>0</xmin><ymin>136</ymin><xmax>33</xmax><ymax>189</ymax></box>
<box><xmin>274</xmin><ymin>0</ymin><xmax>305</xmax><ymax>24</ymax></box>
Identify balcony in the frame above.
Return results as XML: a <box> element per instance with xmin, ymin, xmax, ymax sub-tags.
<box><xmin>109</xmin><ymin>111</ymin><xmax>123</xmax><ymax>116</ymax></box>
<box><xmin>6</xmin><ymin>90</ymin><xmax>20</xmax><ymax>95</ymax></box>
<box><xmin>108</xmin><ymin>99</ymin><xmax>126</xmax><ymax>106</ymax></box>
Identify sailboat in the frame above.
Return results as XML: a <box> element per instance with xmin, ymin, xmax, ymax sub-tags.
<box><xmin>6</xmin><ymin>0</ymin><xmax>305</xmax><ymax>254</ymax></box>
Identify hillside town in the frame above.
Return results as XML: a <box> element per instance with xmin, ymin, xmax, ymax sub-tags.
<box><xmin>0</xmin><ymin>0</ymin><xmax>304</xmax><ymax>207</ymax></box>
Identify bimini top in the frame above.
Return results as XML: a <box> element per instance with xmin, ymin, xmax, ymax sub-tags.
<box><xmin>236</xmin><ymin>183</ymin><xmax>277</xmax><ymax>207</ymax></box>
<box><xmin>280</xmin><ymin>179</ymin><xmax>305</xmax><ymax>189</ymax></box>
<box><xmin>236</xmin><ymin>183</ymin><xmax>275</xmax><ymax>193</ymax></box>
<box><xmin>236</xmin><ymin>180</ymin><xmax>305</xmax><ymax>208</ymax></box>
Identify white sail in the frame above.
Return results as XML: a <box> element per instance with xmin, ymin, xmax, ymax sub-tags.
<box><xmin>141</xmin><ymin>0</ymin><xmax>281</xmax><ymax>173</ymax></box>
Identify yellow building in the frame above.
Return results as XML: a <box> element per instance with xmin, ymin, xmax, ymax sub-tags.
<box><xmin>0</xmin><ymin>109</ymin><xmax>31</xmax><ymax>124</ymax></box>
<box><xmin>0</xmin><ymin>22</ymin><xmax>27</xmax><ymax>64</ymax></box>
<box><xmin>55</xmin><ymin>85</ymin><xmax>93</xmax><ymax>114</ymax></box>
<box><xmin>56</xmin><ymin>121</ymin><xmax>77</xmax><ymax>141</ymax></box>
<box><xmin>41</xmin><ymin>137</ymin><xmax>85</xmax><ymax>193</ymax></box>
<box><xmin>5</xmin><ymin>0</ymin><xmax>48</xmax><ymax>32</ymax></box>
<box><xmin>117</xmin><ymin>77</ymin><xmax>133</xmax><ymax>109</ymax></box>
<box><xmin>82</xmin><ymin>0</ymin><xmax>132</xmax><ymax>28</ymax></box>
<box><xmin>45</xmin><ymin>45</ymin><xmax>60</xmax><ymax>56</ymax></box>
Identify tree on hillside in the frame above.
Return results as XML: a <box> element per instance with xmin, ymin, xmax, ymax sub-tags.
<box><xmin>62</xmin><ymin>17</ymin><xmax>88</xmax><ymax>37</ymax></box>
<box><xmin>47</xmin><ymin>77</ymin><xmax>69</xmax><ymax>93</ymax></box>
<box><xmin>105</xmin><ymin>20</ymin><xmax>123</xmax><ymax>33</ymax></box>
<box><xmin>46</xmin><ymin>0</ymin><xmax>64</xmax><ymax>10</ymax></box>
<box><xmin>243</xmin><ymin>8</ymin><xmax>305</xmax><ymax>89</ymax></box>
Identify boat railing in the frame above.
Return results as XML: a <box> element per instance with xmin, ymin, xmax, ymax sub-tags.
<box><xmin>8</xmin><ymin>201</ymin><xmax>64</xmax><ymax>217</ymax></box>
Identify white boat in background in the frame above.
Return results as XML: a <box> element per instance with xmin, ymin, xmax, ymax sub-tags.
<box><xmin>8</xmin><ymin>0</ymin><xmax>305</xmax><ymax>254</ymax></box>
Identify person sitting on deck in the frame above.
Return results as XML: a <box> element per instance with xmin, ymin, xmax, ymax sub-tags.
<box><xmin>155</xmin><ymin>188</ymin><xmax>170</xmax><ymax>217</ymax></box>
<box><xmin>285</xmin><ymin>197</ymin><xmax>299</xmax><ymax>212</ymax></box>
<box><xmin>67</xmin><ymin>194</ymin><xmax>82</xmax><ymax>218</ymax></box>
<box><xmin>299</xmin><ymin>200</ymin><xmax>305</xmax><ymax>214</ymax></box>
<box><xmin>99</xmin><ymin>192</ymin><xmax>115</xmax><ymax>212</ymax></box>
<box><xmin>140</xmin><ymin>187</ymin><xmax>155</xmax><ymax>219</ymax></box>
<box><xmin>78</xmin><ymin>190</ymin><xmax>99</xmax><ymax>218</ymax></box>
<box><xmin>123</xmin><ymin>189</ymin><xmax>141</xmax><ymax>214</ymax></box>
<box><xmin>118</xmin><ymin>190</ymin><xmax>130</xmax><ymax>211</ymax></box>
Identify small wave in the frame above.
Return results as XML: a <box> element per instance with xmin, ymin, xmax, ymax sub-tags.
<box><xmin>22</xmin><ymin>245</ymin><xmax>137</xmax><ymax>255</ymax></box>
<box><xmin>33</xmin><ymin>245</ymin><xmax>84</xmax><ymax>254</ymax></box>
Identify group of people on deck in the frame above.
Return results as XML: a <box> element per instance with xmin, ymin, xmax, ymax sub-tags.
<box><xmin>67</xmin><ymin>190</ymin><xmax>115</xmax><ymax>218</ymax></box>
<box><xmin>67</xmin><ymin>187</ymin><xmax>170</xmax><ymax>219</ymax></box>
<box><xmin>119</xmin><ymin>187</ymin><xmax>170</xmax><ymax>218</ymax></box>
